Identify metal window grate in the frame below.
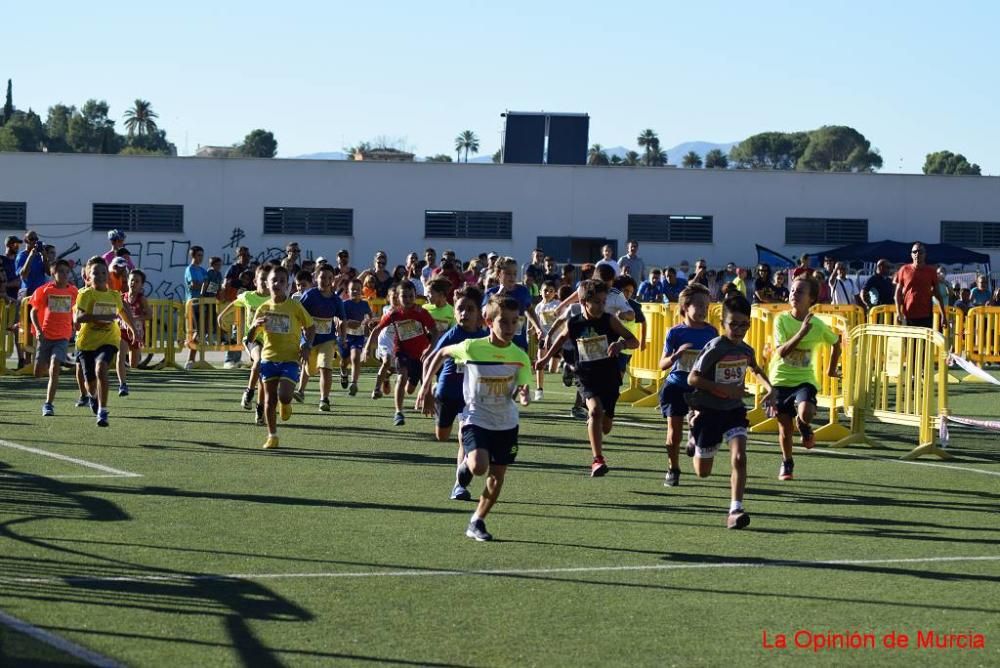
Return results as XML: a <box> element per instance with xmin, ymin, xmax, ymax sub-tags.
<box><xmin>0</xmin><ymin>202</ymin><xmax>27</xmax><ymax>230</ymax></box>
<box><xmin>93</xmin><ymin>203</ymin><xmax>183</xmax><ymax>233</ymax></box>
<box><xmin>627</xmin><ymin>215</ymin><xmax>713</xmax><ymax>243</ymax></box>
<box><xmin>785</xmin><ymin>217</ymin><xmax>867</xmax><ymax>245</ymax></box>
<box><xmin>425</xmin><ymin>210</ymin><xmax>512</xmax><ymax>239</ymax></box>
<box><xmin>941</xmin><ymin>221</ymin><xmax>1000</xmax><ymax>248</ymax></box>
<box><xmin>263</xmin><ymin>207</ymin><xmax>353</xmax><ymax>236</ymax></box>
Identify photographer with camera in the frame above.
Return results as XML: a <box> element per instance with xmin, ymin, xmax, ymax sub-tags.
<box><xmin>14</xmin><ymin>230</ymin><xmax>49</xmax><ymax>298</ymax></box>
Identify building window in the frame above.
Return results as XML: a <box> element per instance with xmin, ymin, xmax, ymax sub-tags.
<box><xmin>425</xmin><ymin>210</ymin><xmax>512</xmax><ymax>239</ymax></box>
<box><xmin>941</xmin><ymin>221</ymin><xmax>1000</xmax><ymax>248</ymax></box>
<box><xmin>785</xmin><ymin>217</ymin><xmax>867</xmax><ymax>245</ymax></box>
<box><xmin>627</xmin><ymin>215</ymin><xmax>713</xmax><ymax>244</ymax></box>
<box><xmin>263</xmin><ymin>207</ymin><xmax>353</xmax><ymax>236</ymax></box>
<box><xmin>92</xmin><ymin>203</ymin><xmax>183</xmax><ymax>233</ymax></box>
<box><xmin>0</xmin><ymin>202</ymin><xmax>27</xmax><ymax>230</ymax></box>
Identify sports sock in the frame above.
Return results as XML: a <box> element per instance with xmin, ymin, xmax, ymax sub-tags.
<box><xmin>470</xmin><ymin>512</ymin><xmax>482</xmax><ymax>522</ymax></box>
<box><xmin>729</xmin><ymin>500</ymin><xmax>743</xmax><ymax>513</ymax></box>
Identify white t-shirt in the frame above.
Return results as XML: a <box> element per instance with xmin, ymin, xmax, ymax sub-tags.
<box><xmin>830</xmin><ymin>278</ymin><xmax>859</xmax><ymax>306</ymax></box>
<box><xmin>595</xmin><ymin>259</ymin><xmax>620</xmax><ymax>276</ymax></box>
<box><xmin>605</xmin><ymin>288</ymin><xmax>634</xmax><ymax>318</ymax></box>
<box><xmin>535</xmin><ymin>299</ymin><xmax>562</xmax><ymax>334</ymax></box>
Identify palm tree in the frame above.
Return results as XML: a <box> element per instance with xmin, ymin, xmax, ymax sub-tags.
<box><xmin>587</xmin><ymin>143</ymin><xmax>609</xmax><ymax>166</ymax></box>
<box><xmin>646</xmin><ymin>145</ymin><xmax>668</xmax><ymax>166</ymax></box>
<box><xmin>637</xmin><ymin>128</ymin><xmax>660</xmax><ymax>166</ymax></box>
<box><xmin>609</xmin><ymin>155</ymin><xmax>622</xmax><ymax>165</ymax></box>
<box><xmin>455</xmin><ymin>130</ymin><xmax>479</xmax><ymax>162</ymax></box>
<box><xmin>123</xmin><ymin>99</ymin><xmax>158</xmax><ymax>138</ymax></box>
<box><xmin>704</xmin><ymin>149</ymin><xmax>729</xmax><ymax>169</ymax></box>
<box><xmin>623</xmin><ymin>150</ymin><xmax>641</xmax><ymax>166</ymax></box>
<box><xmin>682</xmin><ymin>151</ymin><xmax>703</xmax><ymax>168</ymax></box>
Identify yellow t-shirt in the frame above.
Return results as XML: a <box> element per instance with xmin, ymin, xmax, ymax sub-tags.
<box><xmin>422</xmin><ymin>302</ymin><xmax>456</xmax><ymax>334</ymax></box>
<box><xmin>253</xmin><ymin>298</ymin><xmax>314</xmax><ymax>362</ymax></box>
<box><xmin>76</xmin><ymin>287</ymin><xmax>126</xmax><ymax>350</ymax></box>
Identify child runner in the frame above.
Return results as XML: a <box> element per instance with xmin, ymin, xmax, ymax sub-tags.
<box><xmin>364</xmin><ymin>282</ymin><xmax>439</xmax><ymax>426</ymax></box>
<box><xmin>420</xmin><ymin>286</ymin><xmax>487</xmax><ymax>499</ymax></box>
<box><xmin>29</xmin><ymin>259</ymin><xmax>78</xmax><ymax>416</ymax></box>
<box><xmin>294</xmin><ymin>264</ymin><xmax>345</xmax><ymax>411</ymax></box>
<box><xmin>291</xmin><ymin>270</ymin><xmax>313</xmax><ymax>301</ymax></box>
<box><xmin>371</xmin><ymin>290</ymin><xmax>399</xmax><ymax>400</ymax></box>
<box><xmin>658</xmin><ymin>283</ymin><xmax>716</xmax><ymax>486</ymax></box>
<box><xmin>686</xmin><ymin>294</ymin><xmax>775</xmax><ymax>529</ymax></box>
<box><xmin>245</xmin><ymin>265</ymin><xmax>316</xmax><ymax>449</ymax></box>
<box><xmin>217</xmin><ymin>263</ymin><xmax>272</xmax><ymax>423</ymax></box>
<box><xmin>74</xmin><ymin>257</ymin><xmax>138</xmax><ymax>427</ymax></box>
<box><xmin>536</xmin><ymin>280</ymin><xmax>638</xmax><ymax>476</ymax></box>
<box><xmin>422</xmin><ymin>295</ymin><xmax>532</xmax><ymax>541</ymax></box>
<box><xmin>483</xmin><ymin>257</ymin><xmax>544</xmax><ymax>397</ymax></box>
<box><xmin>770</xmin><ymin>276</ymin><xmax>841</xmax><ymax>481</ymax></box>
<box><xmin>202</xmin><ymin>257</ymin><xmax>224</xmax><ymax>299</ymax></box>
<box><xmin>115</xmin><ymin>269</ymin><xmax>151</xmax><ymax>397</ymax></box>
<box><xmin>338</xmin><ymin>279</ymin><xmax>373</xmax><ymax>396</ymax></box>
<box><xmin>423</xmin><ymin>278</ymin><xmax>456</xmax><ymax>334</ymax></box>
<box><xmin>533</xmin><ymin>280</ymin><xmax>562</xmax><ymax>400</ymax></box>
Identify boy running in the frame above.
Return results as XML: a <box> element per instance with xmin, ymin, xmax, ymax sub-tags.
<box><xmin>295</xmin><ymin>264</ymin><xmax>345</xmax><ymax>411</ymax></box>
<box><xmin>658</xmin><ymin>283</ymin><xmax>717</xmax><ymax>486</ymax></box>
<box><xmin>245</xmin><ymin>266</ymin><xmax>316</xmax><ymax>449</ymax></box>
<box><xmin>29</xmin><ymin>260</ymin><xmax>78</xmax><ymax>416</ymax></box>
<box><xmin>770</xmin><ymin>276</ymin><xmax>841</xmax><ymax>481</ymax></box>
<box><xmin>687</xmin><ymin>294</ymin><xmax>775</xmax><ymax>529</ymax></box>
<box><xmin>536</xmin><ymin>280</ymin><xmax>638</xmax><ymax>477</ymax></box>
<box><xmin>338</xmin><ymin>279</ymin><xmax>373</xmax><ymax>396</ymax></box>
<box><xmin>422</xmin><ymin>295</ymin><xmax>532</xmax><ymax>541</ymax></box>
<box><xmin>533</xmin><ymin>280</ymin><xmax>562</xmax><ymax>400</ymax></box>
<box><xmin>422</xmin><ymin>278</ymin><xmax>456</xmax><ymax>335</ymax></box>
<box><xmin>218</xmin><ymin>263</ymin><xmax>271</xmax><ymax>423</ymax></box>
<box><xmin>116</xmin><ymin>269</ymin><xmax>151</xmax><ymax>397</ymax></box>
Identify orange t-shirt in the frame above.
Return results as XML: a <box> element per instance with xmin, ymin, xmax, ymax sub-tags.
<box><xmin>29</xmin><ymin>283</ymin><xmax>79</xmax><ymax>340</ymax></box>
<box><xmin>109</xmin><ymin>272</ymin><xmax>127</xmax><ymax>293</ymax></box>
<box><xmin>894</xmin><ymin>264</ymin><xmax>938</xmax><ymax>320</ymax></box>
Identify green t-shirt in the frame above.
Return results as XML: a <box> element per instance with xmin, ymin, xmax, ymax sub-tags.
<box><xmin>449</xmin><ymin>337</ymin><xmax>532</xmax><ymax>431</ymax></box>
<box><xmin>237</xmin><ymin>290</ymin><xmax>270</xmax><ymax>340</ymax></box>
<box><xmin>422</xmin><ymin>302</ymin><xmax>455</xmax><ymax>335</ymax></box>
<box><xmin>769</xmin><ymin>312</ymin><xmax>839</xmax><ymax>388</ymax></box>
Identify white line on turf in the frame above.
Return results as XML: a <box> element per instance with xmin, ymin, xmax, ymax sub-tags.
<box><xmin>1</xmin><ymin>555</ymin><xmax>996</xmax><ymax>585</ymax></box>
<box><xmin>0</xmin><ymin>609</ymin><xmax>125</xmax><ymax>668</ymax></box>
<box><xmin>0</xmin><ymin>439</ymin><xmax>142</xmax><ymax>478</ymax></box>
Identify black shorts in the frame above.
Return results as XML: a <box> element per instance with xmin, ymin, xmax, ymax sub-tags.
<box><xmin>396</xmin><ymin>353</ymin><xmax>422</xmax><ymax>384</ymax></box>
<box><xmin>775</xmin><ymin>383</ymin><xmax>818</xmax><ymax>417</ymax></box>
<box><xmin>689</xmin><ymin>407</ymin><xmax>749</xmax><ymax>459</ymax></box>
<box><xmin>659</xmin><ymin>382</ymin><xmax>690</xmax><ymax>418</ymax></box>
<box><xmin>78</xmin><ymin>344</ymin><xmax>119</xmax><ymax>381</ymax></box>
<box><xmin>561</xmin><ymin>347</ymin><xmax>577</xmax><ymax>367</ymax></box>
<box><xmin>907</xmin><ymin>317</ymin><xmax>933</xmax><ymax>328</ymax></box>
<box><xmin>461</xmin><ymin>424</ymin><xmax>519</xmax><ymax>465</ymax></box>
<box><xmin>577</xmin><ymin>381</ymin><xmax>620</xmax><ymax>418</ymax></box>
<box><xmin>435</xmin><ymin>396</ymin><xmax>465</xmax><ymax>429</ymax></box>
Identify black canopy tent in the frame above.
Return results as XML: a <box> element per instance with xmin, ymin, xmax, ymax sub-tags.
<box><xmin>817</xmin><ymin>240</ymin><xmax>991</xmax><ymax>274</ymax></box>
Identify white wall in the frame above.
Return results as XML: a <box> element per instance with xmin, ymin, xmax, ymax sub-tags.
<box><xmin>1</xmin><ymin>152</ymin><xmax>998</xmax><ymax>299</ymax></box>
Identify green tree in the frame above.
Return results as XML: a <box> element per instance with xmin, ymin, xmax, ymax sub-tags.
<box><xmin>127</xmin><ymin>128</ymin><xmax>176</xmax><ymax>155</ymax></box>
<box><xmin>2</xmin><ymin>79</ymin><xmax>12</xmax><ymax>125</ymax></box>
<box><xmin>704</xmin><ymin>148</ymin><xmax>728</xmax><ymax>169</ymax></box>
<box><xmin>587</xmin><ymin>143</ymin><xmax>609</xmax><ymax>166</ymax></box>
<box><xmin>425</xmin><ymin>154</ymin><xmax>453</xmax><ymax>162</ymax></box>
<box><xmin>67</xmin><ymin>100</ymin><xmax>121</xmax><ymax>154</ymax></box>
<box><xmin>346</xmin><ymin>141</ymin><xmax>372</xmax><ymax>160</ymax></box>
<box><xmin>0</xmin><ymin>110</ymin><xmax>45</xmax><ymax>151</ymax></box>
<box><xmin>239</xmin><ymin>129</ymin><xmax>277</xmax><ymax>158</ymax></box>
<box><xmin>729</xmin><ymin>131</ymin><xmax>808</xmax><ymax>169</ymax></box>
<box><xmin>455</xmin><ymin>130</ymin><xmax>479</xmax><ymax>162</ymax></box>
<box><xmin>682</xmin><ymin>151</ymin><xmax>703</xmax><ymax>168</ymax></box>
<box><xmin>492</xmin><ymin>149</ymin><xmax>502</xmax><ymax>163</ymax></box>
<box><xmin>622</xmin><ymin>150</ymin><xmax>641</xmax><ymax>166</ymax></box>
<box><xmin>637</xmin><ymin>128</ymin><xmax>660</xmax><ymax>166</ymax></box>
<box><xmin>798</xmin><ymin>125</ymin><xmax>882</xmax><ymax>172</ymax></box>
<box><xmin>44</xmin><ymin>104</ymin><xmax>75</xmax><ymax>152</ymax></box>
<box><xmin>123</xmin><ymin>99</ymin><xmax>159</xmax><ymax>138</ymax></box>
<box><xmin>923</xmin><ymin>150</ymin><xmax>981</xmax><ymax>176</ymax></box>
<box><xmin>610</xmin><ymin>155</ymin><xmax>622</xmax><ymax>165</ymax></box>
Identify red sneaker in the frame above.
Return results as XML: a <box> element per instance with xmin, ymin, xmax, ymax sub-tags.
<box><xmin>590</xmin><ymin>457</ymin><xmax>608</xmax><ymax>477</ymax></box>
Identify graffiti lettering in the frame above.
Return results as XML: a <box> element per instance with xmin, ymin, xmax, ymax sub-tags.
<box><xmin>224</xmin><ymin>227</ymin><xmax>246</xmax><ymax>250</ymax></box>
<box><xmin>146</xmin><ymin>280</ymin><xmax>186</xmax><ymax>301</ymax></box>
<box><xmin>169</xmin><ymin>241</ymin><xmax>192</xmax><ymax>268</ymax></box>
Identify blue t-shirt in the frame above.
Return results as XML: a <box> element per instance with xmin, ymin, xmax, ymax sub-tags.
<box><xmin>484</xmin><ymin>284</ymin><xmax>533</xmax><ymax>345</ymax></box>
<box><xmin>662</xmin><ymin>278</ymin><xmax>688</xmax><ymax>303</ymax></box>
<box><xmin>184</xmin><ymin>265</ymin><xmax>208</xmax><ymax>302</ymax></box>
<box><xmin>299</xmin><ymin>288</ymin><xmax>346</xmax><ymax>345</ymax></box>
<box><xmin>1</xmin><ymin>255</ymin><xmax>17</xmax><ymax>299</ymax></box>
<box><xmin>14</xmin><ymin>249</ymin><xmax>47</xmax><ymax>296</ymax></box>
<box><xmin>637</xmin><ymin>280</ymin><xmax>664</xmax><ymax>303</ymax></box>
<box><xmin>663</xmin><ymin>322</ymin><xmax>719</xmax><ymax>389</ymax></box>
<box><xmin>342</xmin><ymin>298</ymin><xmax>373</xmax><ymax>333</ymax></box>
<box><xmin>433</xmin><ymin>325</ymin><xmax>488</xmax><ymax>401</ymax></box>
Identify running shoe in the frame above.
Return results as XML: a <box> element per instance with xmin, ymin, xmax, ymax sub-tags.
<box><xmin>382</xmin><ymin>379</ymin><xmax>391</xmax><ymax>395</ymax></box>
<box><xmin>42</xmin><ymin>403</ymin><xmax>55</xmax><ymax>417</ymax></box>
<box><xmin>223</xmin><ymin>361</ymin><xmax>237</xmax><ymax>370</ymax></box>
<box><xmin>570</xmin><ymin>406</ymin><xmax>588</xmax><ymax>420</ymax></box>
<box><xmin>184</xmin><ymin>360</ymin><xmax>194</xmax><ymax>370</ymax></box>
<box><xmin>340</xmin><ymin>371</ymin><xmax>349</xmax><ymax>389</ymax></box>
<box><xmin>280</xmin><ymin>402</ymin><xmax>293</xmax><ymax>421</ymax></box>
<box><xmin>371</xmin><ymin>387</ymin><xmax>383</xmax><ymax>400</ymax></box>
<box><xmin>292</xmin><ymin>390</ymin><xmax>304</xmax><ymax>403</ymax></box>
<box><xmin>349</xmin><ymin>382</ymin><xmax>358</xmax><ymax>397</ymax></box>
<box><xmin>686</xmin><ymin>433</ymin><xmax>696</xmax><ymax>458</ymax></box>
<box><xmin>664</xmin><ymin>468</ymin><xmax>680</xmax><ymax>487</ymax></box>
<box><xmin>456</xmin><ymin>461</ymin><xmax>473</xmax><ymax>488</ymax></box>
<box><xmin>533</xmin><ymin>389</ymin><xmax>544</xmax><ymax>402</ymax></box>
<box><xmin>75</xmin><ymin>395</ymin><xmax>91</xmax><ymax>408</ymax></box>
<box><xmin>590</xmin><ymin>457</ymin><xmax>608</xmax><ymax>477</ymax></box>
<box><xmin>255</xmin><ymin>403</ymin><xmax>265</xmax><ymax>426</ymax></box>
<box><xmin>465</xmin><ymin>519</ymin><xmax>493</xmax><ymax>542</ymax></box>
<box><xmin>393</xmin><ymin>411</ymin><xmax>405</xmax><ymax>426</ymax></box>
<box><xmin>450</xmin><ymin>484</ymin><xmax>472</xmax><ymax>501</ymax></box>
<box><xmin>319</xmin><ymin>398</ymin><xmax>331</xmax><ymax>412</ymax></box>
<box><xmin>797</xmin><ymin>418</ymin><xmax>816</xmax><ymax>449</ymax></box>
<box><xmin>241</xmin><ymin>388</ymin><xmax>255</xmax><ymax>410</ymax></box>
<box><xmin>778</xmin><ymin>458</ymin><xmax>795</xmax><ymax>481</ymax></box>
<box><xmin>118</xmin><ymin>383</ymin><xmax>129</xmax><ymax>397</ymax></box>
<box><xmin>262</xmin><ymin>435</ymin><xmax>279</xmax><ymax>449</ymax></box>
<box><xmin>89</xmin><ymin>396</ymin><xmax>99</xmax><ymax>415</ymax></box>
<box><xmin>96</xmin><ymin>409</ymin><xmax>109</xmax><ymax>428</ymax></box>
<box><xmin>562</xmin><ymin>363</ymin><xmax>574</xmax><ymax>387</ymax></box>
<box><xmin>727</xmin><ymin>510</ymin><xmax>751</xmax><ymax>530</ymax></box>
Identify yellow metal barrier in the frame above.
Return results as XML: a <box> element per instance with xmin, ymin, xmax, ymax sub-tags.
<box><xmin>963</xmin><ymin>306</ymin><xmax>1000</xmax><ymax>372</ymax></box>
<box><xmin>184</xmin><ymin>298</ymin><xmax>244</xmax><ymax>369</ymax></box>
<box><xmin>623</xmin><ymin>303</ymin><xmax>672</xmax><ymax>407</ymax></box>
<box><xmin>833</xmin><ymin>324</ymin><xmax>950</xmax><ymax>460</ymax></box>
<box><xmin>0</xmin><ymin>300</ymin><xmax>18</xmax><ymax>375</ymax></box>
<box><xmin>144</xmin><ymin>299</ymin><xmax>185</xmax><ymax>369</ymax></box>
<box><xmin>811</xmin><ymin>304</ymin><xmax>865</xmax><ymax>331</ymax></box>
<box><xmin>745</xmin><ymin>304</ymin><xmax>790</xmax><ymax>428</ymax></box>
<box><xmin>811</xmin><ymin>313</ymin><xmax>850</xmax><ymax>442</ymax></box>
<box><xmin>867</xmin><ymin>305</ymin><xmax>897</xmax><ymax>326</ymax></box>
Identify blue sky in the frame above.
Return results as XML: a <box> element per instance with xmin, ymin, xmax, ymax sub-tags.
<box><xmin>5</xmin><ymin>1</ymin><xmax>997</xmax><ymax>173</ymax></box>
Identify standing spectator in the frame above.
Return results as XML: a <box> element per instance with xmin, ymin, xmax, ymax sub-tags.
<box><xmin>935</xmin><ymin>267</ymin><xmax>953</xmax><ymax>307</ymax></box>
<box><xmin>970</xmin><ymin>275</ymin><xmax>992</xmax><ymax>306</ymax></box>
<box><xmin>358</xmin><ymin>251</ymin><xmax>394</xmax><ymax>298</ymax></box>
<box><xmin>284</xmin><ymin>241</ymin><xmax>302</xmax><ymax>274</ymax></box>
<box><xmin>184</xmin><ymin>246</ymin><xmax>208</xmax><ymax>370</ymax></box>
<box><xmin>792</xmin><ymin>254</ymin><xmax>812</xmax><ymax>278</ymax></box>
<box><xmin>617</xmin><ymin>240</ymin><xmax>645</xmax><ymax>279</ymax></box>
<box><xmin>3</xmin><ymin>235</ymin><xmax>20</xmax><ymax>300</ymax></box>
<box><xmin>829</xmin><ymin>262</ymin><xmax>861</xmax><ymax>306</ymax></box>
<box><xmin>101</xmin><ymin>229</ymin><xmax>135</xmax><ymax>270</ymax></box>
<box><xmin>689</xmin><ymin>258</ymin><xmax>710</xmax><ymax>288</ymax></box>
<box><xmin>15</xmin><ymin>230</ymin><xmax>48</xmax><ymax>297</ymax></box>
<box><xmin>637</xmin><ymin>268</ymin><xmax>665</xmax><ymax>303</ymax></box>
<box><xmin>676</xmin><ymin>259</ymin><xmax>690</xmax><ymax>281</ymax></box>
<box><xmin>895</xmin><ymin>241</ymin><xmax>948</xmax><ymax>328</ymax></box>
<box><xmin>721</xmin><ymin>262</ymin><xmax>738</xmax><ymax>285</ymax></box>
<box><xmin>594</xmin><ymin>244</ymin><xmax>619</xmax><ymax>276</ymax></box>
<box><xmin>542</xmin><ymin>256</ymin><xmax>560</xmax><ymax>284</ymax></box>
<box><xmin>203</xmin><ymin>257</ymin><xmax>224</xmax><ymax>299</ymax></box>
<box><xmin>224</xmin><ymin>246</ymin><xmax>251</xmax><ymax>301</ymax></box>
<box><xmin>521</xmin><ymin>248</ymin><xmax>545</xmax><ymax>279</ymax></box>
<box><xmin>560</xmin><ymin>263</ymin><xmax>576</xmax><ymax>290</ymax></box>
<box><xmin>772</xmin><ymin>270</ymin><xmax>790</xmax><ymax>302</ymax></box>
<box><xmin>420</xmin><ymin>248</ymin><xmax>437</xmax><ymax>286</ymax></box>
<box><xmin>432</xmin><ymin>258</ymin><xmax>464</xmax><ymax>300</ymax></box>
<box><xmin>752</xmin><ymin>264</ymin><xmax>777</xmax><ymax>303</ymax></box>
<box><xmin>862</xmin><ymin>259</ymin><xmax>894</xmax><ymax>308</ymax></box>
<box><xmin>662</xmin><ymin>267</ymin><xmax>687</xmax><ymax>303</ymax></box>
<box><xmin>332</xmin><ymin>249</ymin><xmax>357</xmax><ymax>294</ymax></box>
<box><xmin>813</xmin><ymin>270</ymin><xmax>832</xmax><ymax>304</ymax></box>
<box><xmin>732</xmin><ymin>267</ymin><xmax>749</xmax><ymax>300</ymax></box>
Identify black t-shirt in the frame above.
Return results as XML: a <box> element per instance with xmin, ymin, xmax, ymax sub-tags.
<box><xmin>567</xmin><ymin>311</ymin><xmax>619</xmax><ymax>387</ymax></box>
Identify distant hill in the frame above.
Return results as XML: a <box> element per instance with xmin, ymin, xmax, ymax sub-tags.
<box><xmin>292</xmin><ymin>151</ymin><xmax>349</xmax><ymax>161</ymax></box>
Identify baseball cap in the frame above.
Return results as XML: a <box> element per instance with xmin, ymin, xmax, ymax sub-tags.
<box><xmin>315</xmin><ymin>256</ymin><xmax>328</xmax><ymax>265</ymax></box>
<box><xmin>4</xmin><ymin>235</ymin><xmax>21</xmax><ymax>244</ymax></box>
<box><xmin>337</xmin><ymin>249</ymin><xmax>349</xmax><ymax>257</ymax></box>
<box><xmin>487</xmin><ymin>251</ymin><xmax>498</xmax><ymax>259</ymax></box>
<box><xmin>110</xmin><ymin>257</ymin><xmax>129</xmax><ymax>270</ymax></box>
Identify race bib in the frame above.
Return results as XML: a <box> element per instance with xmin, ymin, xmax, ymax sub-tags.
<box><xmin>48</xmin><ymin>295</ymin><xmax>72</xmax><ymax>313</ymax></box>
<box><xmin>786</xmin><ymin>350</ymin><xmax>812</xmax><ymax>368</ymax></box>
<box><xmin>577</xmin><ymin>335</ymin><xmax>609</xmax><ymax>363</ymax></box>
<box><xmin>395</xmin><ymin>319</ymin><xmax>424</xmax><ymax>341</ymax></box>
<box><xmin>265</xmin><ymin>313</ymin><xmax>291</xmax><ymax>334</ymax></box>
<box><xmin>314</xmin><ymin>318</ymin><xmax>333</xmax><ymax>335</ymax></box>
<box><xmin>477</xmin><ymin>374</ymin><xmax>514</xmax><ymax>405</ymax></box>
<box><xmin>540</xmin><ymin>309</ymin><xmax>559</xmax><ymax>327</ymax></box>
<box><xmin>715</xmin><ymin>360</ymin><xmax>747</xmax><ymax>384</ymax></box>
<box><xmin>345</xmin><ymin>323</ymin><xmax>366</xmax><ymax>337</ymax></box>
<box><xmin>93</xmin><ymin>302</ymin><xmax>118</xmax><ymax>316</ymax></box>
<box><xmin>675</xmin><ymin>349</ymin><xmax>701</xmax><ymax>373</ymax></box>
<box><xmin>206</xmin><ymin>282</ymin><xmax>219</xmax><ymax>295</ymax></box>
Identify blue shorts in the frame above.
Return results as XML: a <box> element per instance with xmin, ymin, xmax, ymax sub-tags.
<box><xmin>659</xmin><ymin>382</ymin><xmax>691</xmax><ymax>418</ymax></box>
<box><xmin>337</xmin><ymin>335</ymin><xmax>366</xmax><ymax>358</ymax></box>
<box><xmin>397</xmin><ymin>353</ymin><xmax>422</xmax><ymax>383</ymax></box>
<box><xmin>435</xmin><ymin>396</ymin><xmax>465</xmax><ymax>429</ymax></box>
<box><xmin>260</xmin><ymin>360</ymin><xmax>301</xmax><ymax>384</ymax></box>
<box><xmin>775</xmin><ymin>383</ymin><xmax>817</xmax><ymax>417</ymax></box>
<box><xmin>461</xmin><ymin>424</ymin><xmax>519</xmax><ymax>465</ymax></box>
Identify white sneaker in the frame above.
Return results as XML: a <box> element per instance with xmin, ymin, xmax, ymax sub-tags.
<box><xmin>184</xmin><ymin>361</ymin><xmax>194</xmax><ymax>370</ymax></box>
<box><xmin>533</xmin><ymin>389</ymin><xmax>544</xmax><ymax>401</ymax></box>
<box><xmin>223</xmin><ymin>361</ymin><xmax>236</xmax><ymax>370</ymax></box>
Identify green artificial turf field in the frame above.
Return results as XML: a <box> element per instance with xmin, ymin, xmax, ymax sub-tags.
<box><xmin>0</xmin><ymin>366</ymin><xmax>997</xmax><ymax>667</ymax></box>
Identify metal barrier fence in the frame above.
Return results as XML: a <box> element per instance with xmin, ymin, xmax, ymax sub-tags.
<box><xmin>0</xmin><ymin>300</ymin><xmax>18</xmax><ymax>375</ymax></box>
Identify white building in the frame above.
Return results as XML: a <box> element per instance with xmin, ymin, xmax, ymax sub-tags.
<box><xmin>1</xmin><ymin>152</ymin><xmax>998</xmax><ymax>299</ymax></box>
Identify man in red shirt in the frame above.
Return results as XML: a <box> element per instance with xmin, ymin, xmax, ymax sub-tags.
<box><xmin>894</xmin><ymin>241</ymin><xmax>948</xmax><ymax>329</ymax></box>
